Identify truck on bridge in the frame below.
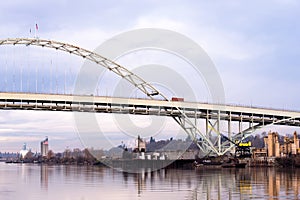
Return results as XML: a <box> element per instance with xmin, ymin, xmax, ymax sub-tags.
<box><xmin>171</xmin><ymin>97</ymin><xmax>184</xmax><ymax>101</ymax></box>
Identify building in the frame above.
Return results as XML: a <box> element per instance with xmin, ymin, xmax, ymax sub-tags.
<box><xmin>253</xmin><ymin>131</ymin><xmax>300</xmax><ymax>159</ymax></box>
<box><xmin>291</xmin><ymin>131</ymin><xmax>300</xmax><ymax>155</ymax></box>
<box><xmin>264</xmin><ymin>132</ymin><xmax>280</xmax><ymax>157</ymax></box>
<box><xmin>19</xmin><ymin>143</ymin><xmax>29</xmax><ymax>159</ymax></box>
<box><xmin>41</xmin><ymin>137</ymin><xmax>49</xmax><ymax>157</ymax></box>
<box><xmin>252</xmin><ymin>148</ymin><xmax>267</xmax><ymax>160</ymax></box>
<box><xmin>134</xmin><ymin>135</ymin><xmax>146</xmax><ymax>152</ymax></box>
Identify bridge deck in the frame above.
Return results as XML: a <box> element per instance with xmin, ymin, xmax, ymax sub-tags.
<box><xmin>1</xmin><ymin>92</ymin><xmax>300</xmax><ymax>126</ymax></box>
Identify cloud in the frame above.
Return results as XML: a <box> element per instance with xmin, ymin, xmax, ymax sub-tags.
<box><xmin>0</xmin><ymin>110</ymin><xmax>79</xmax><ymax>151</ymax></box>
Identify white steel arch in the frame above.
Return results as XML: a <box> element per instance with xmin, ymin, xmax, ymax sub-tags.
<box><xmin>0</xmin><ymin>38</ymin><xmax>167</xmax><ymax>100</ymax></box>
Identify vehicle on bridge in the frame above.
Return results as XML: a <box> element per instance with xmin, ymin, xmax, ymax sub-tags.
<box><xmin>171</xmin><ymin>97</ymin><xmax>184</xmax><ymax>101</ymax></box>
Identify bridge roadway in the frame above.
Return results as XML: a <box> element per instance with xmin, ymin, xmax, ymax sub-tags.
<box><xmin>1</xmin><ymin>92</ymin><xmax>300</xmax><ymax>127</ymax></box>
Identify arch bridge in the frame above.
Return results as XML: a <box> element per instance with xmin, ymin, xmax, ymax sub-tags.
<box><xmin>0</xmin><ymin>38</ymin><xmax>299</xmax><ymax>156</ymax></box>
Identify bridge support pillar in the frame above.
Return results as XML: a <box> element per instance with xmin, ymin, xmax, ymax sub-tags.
<box><xmin>228</xmin><ymin>112</ymin><xmax>232</xmax><ymax>142</ymax></box>
<box><xmin>217</xmin><ymin>110</ymin><xmax>221</xmax><ymax>153</ymax></box>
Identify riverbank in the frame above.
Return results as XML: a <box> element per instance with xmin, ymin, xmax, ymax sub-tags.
<box><xmin>5</xmin><ymin>158</ymin><xmax>195</xmax><ymax>170</ymax></box>
<box><xmin>6</xmin><ymin>155</ymin><xmax>300</xmax><ymax>170</ymax></box>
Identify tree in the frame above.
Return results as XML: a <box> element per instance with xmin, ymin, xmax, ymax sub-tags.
<box><xmin>252</xmin><ymin>134</ymin><xmax>264</xmax><ymax>148</ymax></box>
<box><xmin>83</xmin><ymin>148</ymin><xmax>96</xmax><ymax>163</ymax></box>
<box><xmin>150</xmin><ymin>137</ymin><xmax>155</xmax><ymax>143</ymax></box>
<box><xmin>47</xmin><ymin>150</ymin><xmax>55</xmax><ymax>160</ymax></box>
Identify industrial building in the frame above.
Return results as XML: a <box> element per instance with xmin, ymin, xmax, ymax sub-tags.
<box><xmin>252</xmin><ymin>131</ymin><xmax>300</xmax><ymax>160</ymax></box>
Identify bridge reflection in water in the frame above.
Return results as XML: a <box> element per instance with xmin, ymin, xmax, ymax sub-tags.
<box><xmin>2</xmin><ymin>163</ymin><xmax>295</xmax><ymax>199</ymax></box>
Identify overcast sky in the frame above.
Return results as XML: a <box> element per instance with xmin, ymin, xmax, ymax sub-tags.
<box><xmin>1</xmin><ymin>0</ymin><xmax>300</xmax><ymax>152</ymax></box>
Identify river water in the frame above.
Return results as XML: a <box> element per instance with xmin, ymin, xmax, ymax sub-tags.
<box><xmin>0</xmin><ymin>162</ymin><xmax>299</xmax><ymax>200</ymax></box>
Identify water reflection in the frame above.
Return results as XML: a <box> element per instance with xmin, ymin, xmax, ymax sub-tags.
<box><xmin>190</xmin><ymin>168</ymin><xmax>300</xmax><ymax>200</ymax></box>
<box><xmin>120</xmin><ymin>168</ymin><xmax>300</xmax><ymax>200</ymax></box>
<box><xmin>40</xmin><ymin>165</ymin><xmax>49</xmax><ymax>190</ymax></box>
<box><xmin>0</xmin><ymin>163</ymin><xmax>300</xmax><ymax>200</ymax></box>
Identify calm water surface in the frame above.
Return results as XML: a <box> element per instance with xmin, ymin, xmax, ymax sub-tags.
<box><xmin>0</xmin><ymin>162</ymin><xmax>299</xmax><ymax>200</ymax></box>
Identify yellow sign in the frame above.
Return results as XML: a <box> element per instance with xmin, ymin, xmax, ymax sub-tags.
<box><xmin>238</xmin><ymin>141</ymin><xmax>252</xmax><ymax>147</ymax></box>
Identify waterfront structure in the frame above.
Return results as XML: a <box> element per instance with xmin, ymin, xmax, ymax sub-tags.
<box><xmin>252</xmin><ymin>148</ymin><xmax>267</xmax><ymax>160</ymax></box>
<box><xmin>41</xmin><ymin>137</ymin><xmax>49</xmax><ymax>157</ymax></box>
<box><xmin>135</xmin><ymin>135</ymin><xmax>146</xmax><ymax>153</ymax></box>
<box><xmin>19</xmin><ymin>143</ymin><xmax>29</xmax><ymax>159</ymax></box>
<box><xmin>253</xmin><ymin>131</ymin><xmax>300</xmax><ymax>160</ymax></box>
<box><xmin>235</xmin><ymin>141</ymin><xmax>252</xmax><ymax>157</ymax></box>
<box><xmin>282</xmin><ymin>132</ymin><xmax>300</xmax><ymax>156</ymax></box>
<box><xmin>264</xmin><ymin>132</ymin><xmax>280</xmax><ymax>157</ymax></box>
